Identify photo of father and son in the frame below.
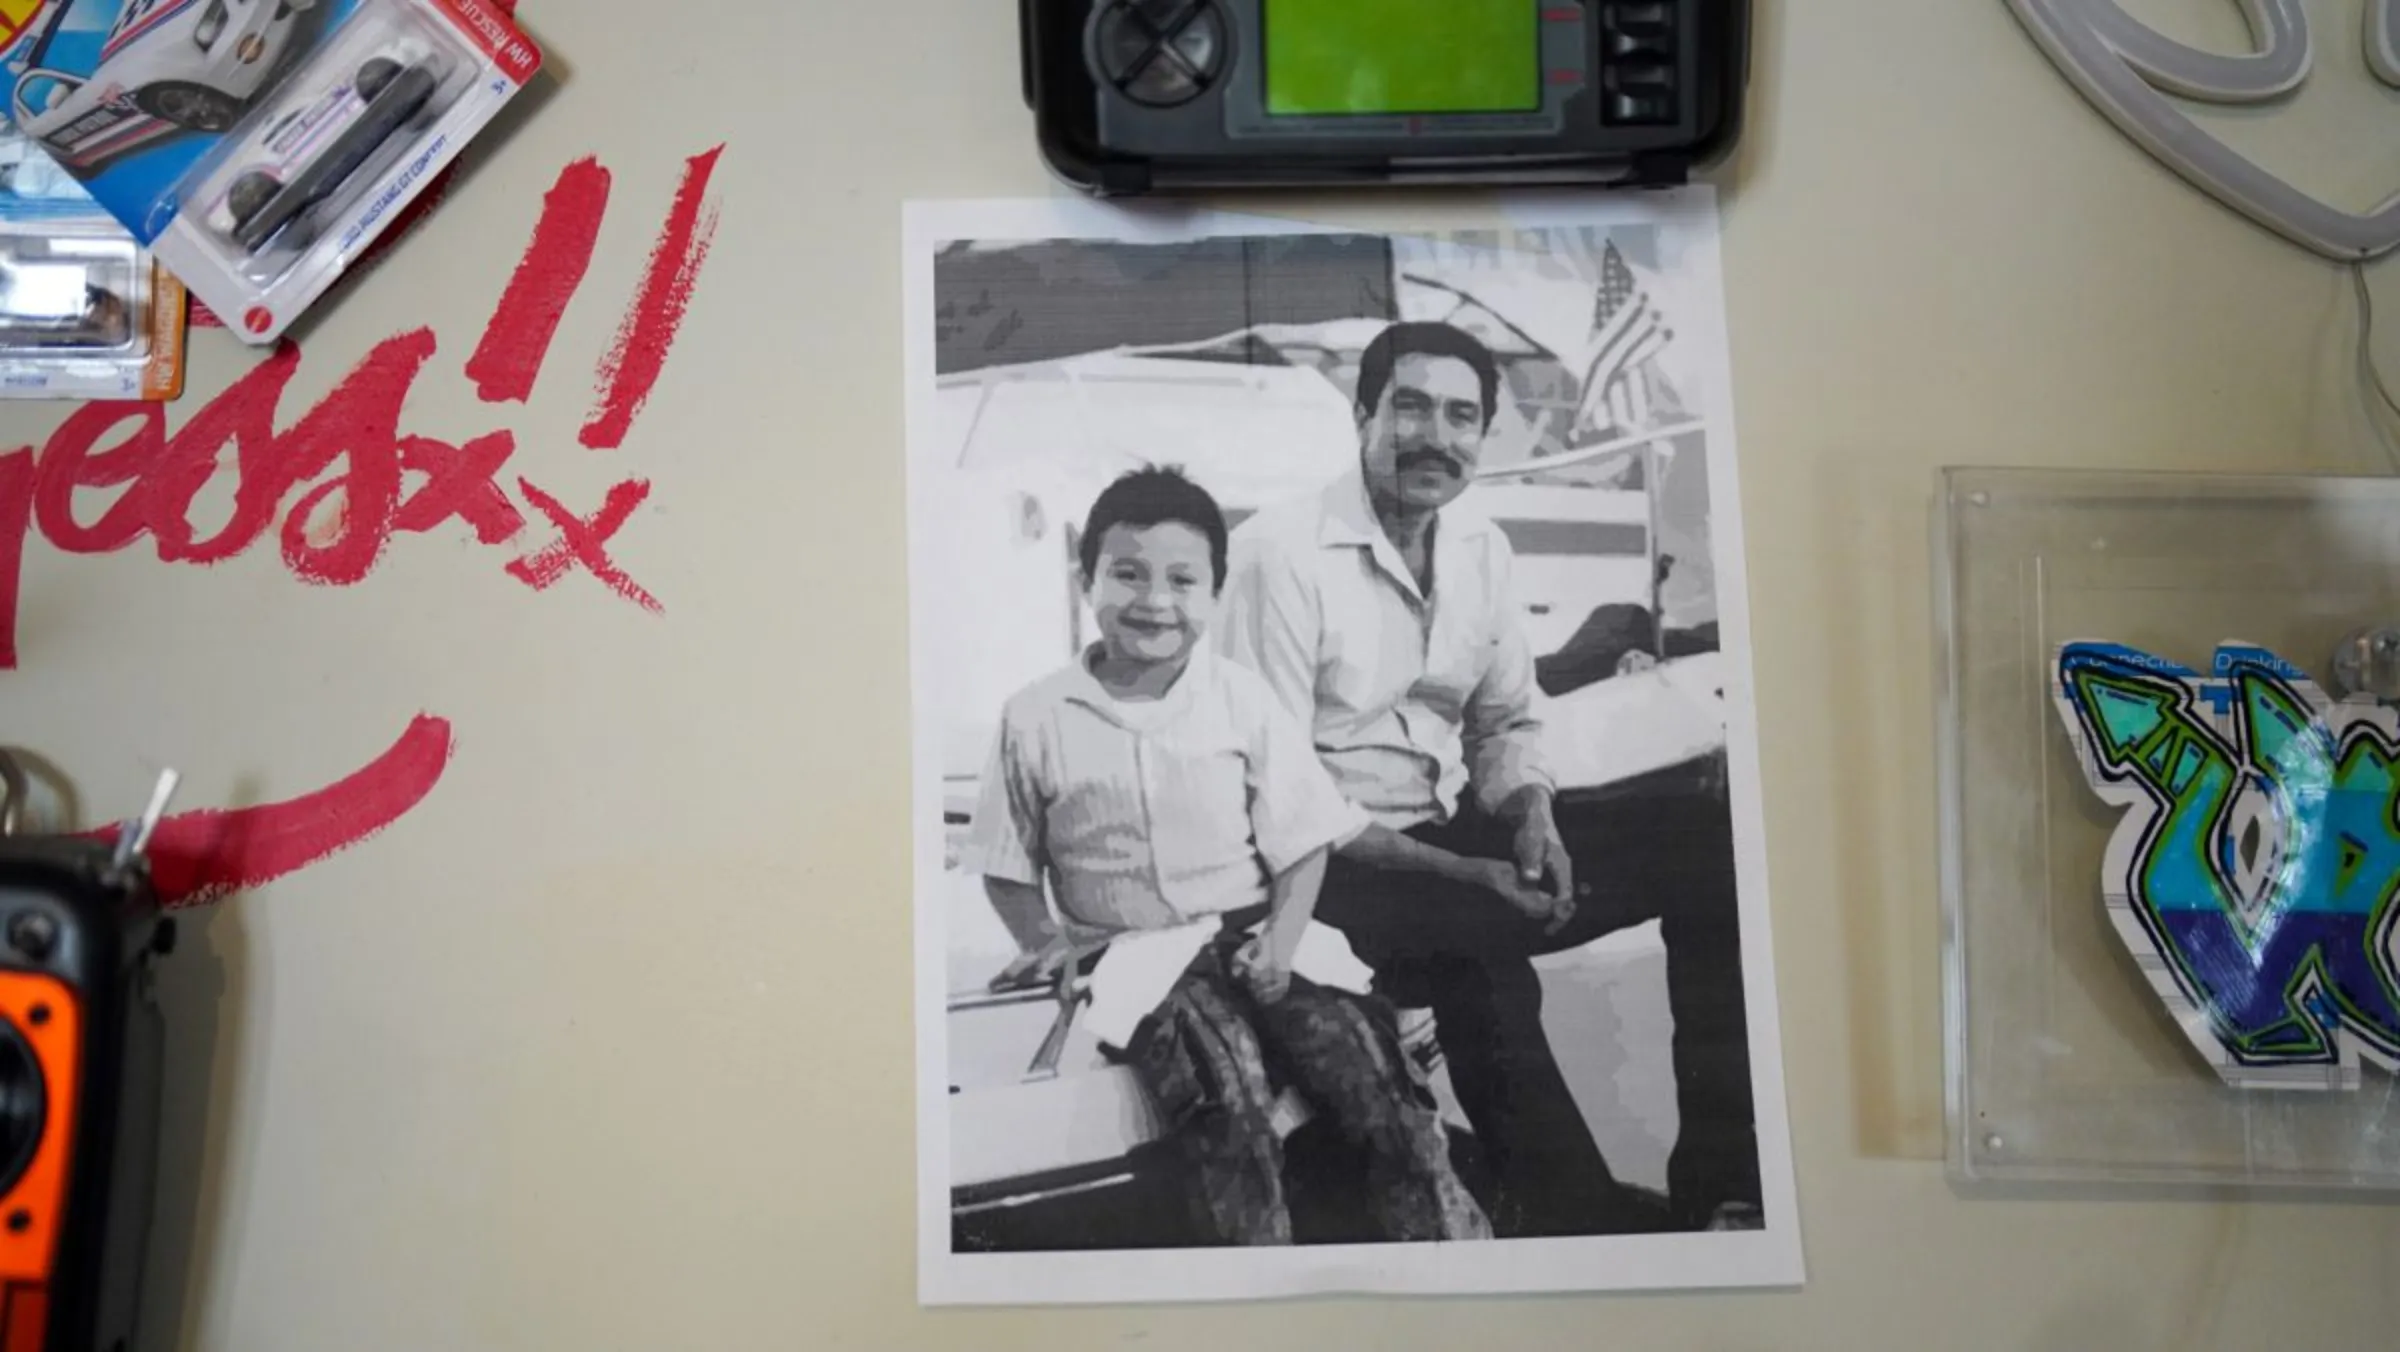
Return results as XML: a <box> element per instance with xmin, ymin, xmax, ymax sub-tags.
<box><xmin>956</xmin><ymin>319</ymin><xmax>1764</xmax><ymax>1250</ymax></box>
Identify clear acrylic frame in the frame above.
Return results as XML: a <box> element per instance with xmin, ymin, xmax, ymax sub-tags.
<box><xmin>1936</xmin><ymin>465</ymin><xmax>2400</xmax><ymax>1191</ymax></box>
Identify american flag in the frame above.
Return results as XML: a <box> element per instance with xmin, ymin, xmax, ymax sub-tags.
<box><xmin>1577</xmin><ymin>240</ymin><xmax>1670</xmax><ymax>435</ymax></box>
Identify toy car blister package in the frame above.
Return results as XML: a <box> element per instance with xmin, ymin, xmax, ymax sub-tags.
<box><xmin>0</xmin><ymin>125</ymin><xmax>184</xmax><ymax>399</ymax></box>
<box><xmin>3</xmin><ymin>0</ymin><xmax>542</xmax><ymax>345</ymax></box>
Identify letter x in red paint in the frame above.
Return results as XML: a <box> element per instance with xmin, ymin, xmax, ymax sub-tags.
<box><xmin>507</xmin><ymin>476</ymin><xmax>659</xmax><ymax>613</ymax></box>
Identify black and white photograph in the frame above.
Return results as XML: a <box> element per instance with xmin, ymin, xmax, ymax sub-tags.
<box><xmin>905</xmin><ymin>195</ymin><xmax>1800</xmax><ymax>1304</ymax></box>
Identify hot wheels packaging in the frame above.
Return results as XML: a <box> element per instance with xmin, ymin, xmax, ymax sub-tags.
<box><xmin>3</xmin><ymin>0</ymin><xmax>541</xmax><ymax>344</ymax></box>
<box><xmin>0</xmin><ymin>124</ymin><xmax>184</xmax><ymax>399</ymax></box>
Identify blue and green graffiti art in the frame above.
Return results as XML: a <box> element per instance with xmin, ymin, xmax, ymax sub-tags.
<box><xmin>2053</xmin><ymin>640</ymin><xmax>2400</xmax><ymax>1091</ymax></box>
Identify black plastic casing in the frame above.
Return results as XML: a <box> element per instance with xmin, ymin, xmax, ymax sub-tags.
<box><xmin>0</xmin><ymin>837</ymin><xmax>170</xmax><ymax>1352</ymax></box>
<box><xmin>1022</xmin><ymin>0</ymin><xmax>1751</xmax><ymax>195</ymax></box>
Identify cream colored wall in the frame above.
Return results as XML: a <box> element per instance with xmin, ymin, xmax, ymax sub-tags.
<box><xmin>4</xmin><ymin>0</ymin><xmax>2398</xmax><ymax>1347</ymax></box>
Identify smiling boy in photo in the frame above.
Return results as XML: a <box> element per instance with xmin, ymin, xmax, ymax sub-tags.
<box><xmin>960</xmin><ymin>465</ymin><xmax>1490</xmax><ymax>1246</ymax></box>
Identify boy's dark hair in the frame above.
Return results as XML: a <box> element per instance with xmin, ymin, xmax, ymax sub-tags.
<box><xmin>1353</xmin><ymin>321</ymin><xmax>1502</xmax><ymax>429</ymax></box>
<box><xmin>1077</xmin><ymin>465</ymin><xmax>1230</xmax><ymax>591</ymax></box>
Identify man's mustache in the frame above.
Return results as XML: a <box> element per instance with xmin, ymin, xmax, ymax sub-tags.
<box><xmin>1396</xmin><ymin>447</ymin><xmax>1464</xmax><ymax>477</ymax></box>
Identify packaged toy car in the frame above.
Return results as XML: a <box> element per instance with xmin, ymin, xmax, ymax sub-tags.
<box><xmin>2</xmin><ymin>0</ymin><xmax>541</xmax><ymax>344</ymax></box>
<box><xmin>0</xmin><ymin>124</ymin><xmax>184</xmax><ymax>399</ymax></box>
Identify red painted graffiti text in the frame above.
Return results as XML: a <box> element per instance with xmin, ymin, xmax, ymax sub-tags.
<box><xmin>0</xmin><ymin>145</ymin><xmax>723</xmax><ymax>668</ymax></box>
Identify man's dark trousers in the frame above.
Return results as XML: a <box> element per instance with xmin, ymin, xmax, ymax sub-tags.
<box><xmin>1312</xmin><ymin>781</ymin><xmax>1759</xmax><ymax>1237</ymax></box>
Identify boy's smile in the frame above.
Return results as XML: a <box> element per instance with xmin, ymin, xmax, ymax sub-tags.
<box><xmin>1088</xmin><ymin>520</ymin><xmax>1217</xmax><ymax>683</ymax></box>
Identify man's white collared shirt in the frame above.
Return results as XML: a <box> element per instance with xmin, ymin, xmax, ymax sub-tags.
<box><xmin>1217</xmin><ymin>469</ymin><xmax>1554</xmax><ymax>831</ymax></box>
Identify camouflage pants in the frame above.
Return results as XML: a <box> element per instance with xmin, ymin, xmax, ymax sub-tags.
<box><xmin>1121</xmin><ymin>930</ymin><xmax>1491</xmax><ymax>1246</ymax></box>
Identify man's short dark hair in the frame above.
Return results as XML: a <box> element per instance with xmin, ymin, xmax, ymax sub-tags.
<box><xmin>1353</xmin><ymin>321</ymin><xmax>1502</xmax><ymax>428</ymax></box>
<box><xmin>1077</xmin><ymin>465</ymin><xmax>1230</xmax><ymax>592</ymax></box>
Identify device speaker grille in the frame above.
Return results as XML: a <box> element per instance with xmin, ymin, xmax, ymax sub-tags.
<box><xmin>0</xmin><ymin>1026</ymin><xmax>45</xmax><ymax>1199</ymax></box>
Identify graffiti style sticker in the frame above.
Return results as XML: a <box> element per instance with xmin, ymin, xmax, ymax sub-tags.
<box><xmin>2053</xmin><ymin>640</ymin><xmax>2400</xmax><ymax>1090</ymax></box>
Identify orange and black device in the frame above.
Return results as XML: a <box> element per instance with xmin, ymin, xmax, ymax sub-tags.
<box><xmin>0</xmin><ymin>829</ymin><xmax>173</xmax><ymax>1352</ymax></box>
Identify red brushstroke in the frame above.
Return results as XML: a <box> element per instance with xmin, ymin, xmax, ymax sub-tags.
<box><xmin>580</xmin><ymin>146</ymin><xmax>722</xmax><ymax>450</ymax></box>
<box><xmin>33</xmin><ymin>403</ymin><xmax>161</xmax><ymax>554</ymax></box>
<box><xmin>0</xmin><ymin>451</ymin><xmax>28</xmax><ymax>671</ymax></box>
<box><xmin>84</xmin><ymin>715</ymin><xmax>456</xmax><ymax>909</ymax></box>
<box><xmin>466</xmin><ymin>158</ymin><xmax>612</xmax><ymax>404</ymax></box>
<box><xmin>394</xmin><ymin>429</ymin><xmax>524</xmax><ymax>543</ymax></box>
<box><xmin>506</xmin><ymin>476</ymin><xmax>659</xmax><ymax>612</ymax></box>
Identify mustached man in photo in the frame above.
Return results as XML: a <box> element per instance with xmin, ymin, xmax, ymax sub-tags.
<box><xmin>1217</xmin><ymin>321</ymin><xmax>1762</xmax><ymax>1236</ymax></box>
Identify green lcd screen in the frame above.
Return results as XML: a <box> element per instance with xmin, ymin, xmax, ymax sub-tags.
<box><xmin>1264</xmin><ymin>0</ymin><xmax>1540</xmax><ymax>116</ymax></box>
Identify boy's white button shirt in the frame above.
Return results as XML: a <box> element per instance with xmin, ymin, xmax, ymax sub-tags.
<box><xmin>960</xmin><ymin>642</ymin><xmax>1371</xmax><ymax>936</ymax></box>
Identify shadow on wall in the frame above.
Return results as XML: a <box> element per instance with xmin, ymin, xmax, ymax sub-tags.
<box><xmin>137</xmin><ymin>900</ymin><xmax>243</xmax><ymax>1352</ymax></box>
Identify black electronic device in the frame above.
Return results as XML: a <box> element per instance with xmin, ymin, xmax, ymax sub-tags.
<box><xmin>0</xmin><ymin>760</ymin><xmax>176</xmax><ymax>1352</ymax></box>
<box><xmin>1021</xmin><ymin>0</ymin><xmax>1750</xmax><ymax>195</ymax></box>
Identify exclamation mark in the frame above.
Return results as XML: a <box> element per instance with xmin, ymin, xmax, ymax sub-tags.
<box><xmin>579</xmin><ymin>146</ymin><xmax>724</xmax><ymax>451</ymax></box>
<box><xmin>464</xmin><ymin>156</ymin><xmax>613</xmax><ymax>404</ymax></box>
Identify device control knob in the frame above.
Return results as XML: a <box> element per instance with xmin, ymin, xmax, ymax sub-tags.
<box><xmin>5</xmin><ymin>912</ymin><xmax>54</xmax><ymax>962</ymax></box>
<box><xmin>1096</xmin><ymin>4</ymin><xmax>1160</xmax><ymax>81</ymax></box>
<box><xmin>1093</xmin><ymin>0</ymin><xmax>1225</xmax><ymax>108</ymax></box>
<box><xmin>1166</xmin><ymin>7</ymin><xmax>1221</xmax><ymax>77</ymax></box>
